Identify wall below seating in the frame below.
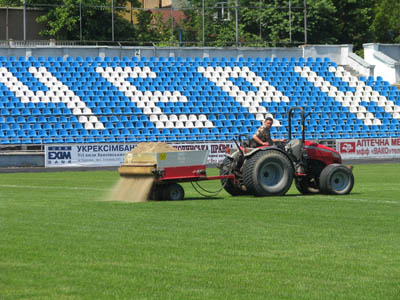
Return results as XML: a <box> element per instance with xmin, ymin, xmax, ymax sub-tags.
<box><xmin>0</xmin><ymin>152</ymin><xmax>44</xmax><ymax>167</ymax></box>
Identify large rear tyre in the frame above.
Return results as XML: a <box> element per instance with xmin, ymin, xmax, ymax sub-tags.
<box><xmin>295</xmin><ymin>177</ymin><xmax>320</xmax><ymax>195</ymax></box>
<box><xmin>163</xmin><ymin>183</ymin><xmax>185</xmax><ymax>200</ymax></box>
<box><xmin>243</xmin><ymin>150</ymin><xmax>294</xmax><ymax>196</ymax></box>
<box><xmin>219</xmin><ymin>157</ymin><xmax>246</xmax><ymax>196</ymax></box>
<box><xmin>319</xmin><ymin>164</ymin><xmax>354</xmax><ymax>195</ymax></box>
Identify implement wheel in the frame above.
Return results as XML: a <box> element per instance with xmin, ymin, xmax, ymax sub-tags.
<box><xmin>163</xmin><ymin>183</ymin><xmax>185</xmax><ymax>201</ymax></box>
<box><xmin>219</xmin><ymin>157</ymin><xmax>246</xmax><ymax>196</ymax></box>
<box><xmin>319</xmin><ymin>164</ymin><xmax>354</xmax><ymax>195</ymax></box>
<box><xmin>243</xmin><ymin>150</ymin><xmax>294</xmax><ymax>197</ymax></box>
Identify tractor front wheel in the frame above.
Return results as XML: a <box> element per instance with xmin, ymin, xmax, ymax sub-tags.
<box><xmin>243</xmin><ymin>150</ymin><xmax>294</xmax><ymax>197</ymax></box>
<box><xmin>319</xmin><ymin>164</ymin><xmax>354</xmax><ymax>195</ymax></box>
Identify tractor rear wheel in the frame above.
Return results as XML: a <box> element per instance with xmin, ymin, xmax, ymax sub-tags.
<box><xmin>319</xmin><ymin>164</ymin><xmax>354</xmax><ymax>195</ymax></box>
<box><xmin>243</xmin><ymin>150</ymin><xmax>294</xmax><ymax>196</ymax></box>
<box><xmin>163</xmin><ymin>183</ymin><xmax>185</xmax><ymax>200</ymax></box>
<box><xmin>219</xmin><ymin>157</ymin><xmax>246</xmax><ymax>196</ymax></box>
<box><xmin>295</xmin><ymin>177</ymin><xmax>320</xmax><ymax>195</ymax></box>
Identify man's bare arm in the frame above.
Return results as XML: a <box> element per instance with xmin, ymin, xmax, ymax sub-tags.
<box><xmin>253</xmin><ymin>134</ymin><xmax>270</xmax><ymax>146</ymax></box>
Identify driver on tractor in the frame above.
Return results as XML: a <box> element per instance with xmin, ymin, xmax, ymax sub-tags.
<box><xmin>250</xmin><ymin>117</ymin><xmax>284</xmax><ymax>148</ymax></box>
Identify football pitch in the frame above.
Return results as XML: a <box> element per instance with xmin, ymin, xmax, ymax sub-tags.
<box><xmin>1</xmin><ymin>164</ymin><xmax>399</xmax><ymax>299</ymax></box>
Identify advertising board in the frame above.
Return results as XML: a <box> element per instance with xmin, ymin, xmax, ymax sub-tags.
<box><xmin>337</xmin><ymin>138</ymin><xmax>400</xmax><ymax>159</ymax></box>
<box><xmin>45</xmin><ymin>142</ymin><xmax>235</xmax><ymax>167</ymax></box>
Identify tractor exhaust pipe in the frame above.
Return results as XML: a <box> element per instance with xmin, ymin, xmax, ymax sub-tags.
<box><xmin>288</xmin><ymin>106</ymin><xmax>306</xmax><ymax>143</ymax></box>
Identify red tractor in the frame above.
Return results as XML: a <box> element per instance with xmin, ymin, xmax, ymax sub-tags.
<box><xmin>218</xmin><ymin>107</ymin><xmax>354</xmax><ymax>196</ymax></box>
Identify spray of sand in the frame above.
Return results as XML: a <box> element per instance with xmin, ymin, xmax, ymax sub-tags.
<box><xmin>107</xmin><ymin>176</ymin><xmax>154</xmax><ymax>203</ymax></box>
<box><xmin>106</xmin><ymin>142</ymin><xmax>178</xmax><ymax>203</ymax></box>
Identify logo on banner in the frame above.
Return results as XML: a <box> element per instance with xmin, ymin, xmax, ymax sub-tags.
<box><xmin>48</xmin><ymin>146</ymin><xmax>72</xmax><ymax>164</ymax></box>
<box><xmin>340</xmin><ymin>142</ymin><xmax>356</xmax><ymax>153</ymax></box>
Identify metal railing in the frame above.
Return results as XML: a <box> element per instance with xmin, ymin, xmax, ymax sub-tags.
<box><xmin>2</xmin><ymin>131</ymin><xmax>398</xmax><ymax>149</ymax></box>
<box><xmin>0</xmin><ymin>1</ymin><xmax>308</xmax><ymax>48</ymax></box>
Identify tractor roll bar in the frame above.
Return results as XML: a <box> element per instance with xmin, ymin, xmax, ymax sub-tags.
<box><xmin>288</xmin><ymin>106</ymin><xmax>306</xmax><ymax>143</ymax></box>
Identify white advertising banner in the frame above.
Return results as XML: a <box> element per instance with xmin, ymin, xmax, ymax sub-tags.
<box><xmin>172</xmin><ymin>142</ymin><xmax>235</xmax><ymax>164</ymax></box>
<box><xmin>45</xmin><ymin>142</ymin><xmax>235</xmax><ymax>167</ymax></box>
<box><xmin>337</xmin><ymin>138</ymin><xmax>400</xmax><ymax>159</ymax></box>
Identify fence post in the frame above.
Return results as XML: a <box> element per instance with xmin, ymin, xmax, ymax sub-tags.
<box><xmin>289</xmin><ymin>0</ymin><xmax>292</xmax><ymax>43</ymax></box>
<box><xmin>80</xmin><ymin>0</ymin><xmax>82</xmax><ymax>41</ymax></box>
<box><xmin>23</xmin><ymin>0</ymin><xmax>26</xmax><ymax>41</ymax></box>
<box><xmin>235</xmin><ymin>0</ymin><xmax>238</xmax><ymax>47</ymax></box>
<box><xmin>6</xmin><ymin>5</ymin><xmax>9</xmax><ymax>40</ymax></box>
<box><xmin>304</xmin><ymin>0</ymin><xmax>307</xmax><ymax>44</ymax></box>
<box><xmin>171</xmin><ymin>3</ymin><xmax>174</xmax><ymax>43</ymax></box>
<box><xmin>259</xmin><ymin>0</ymin><xmax>261</xmax><ymax>39</ymax></box>
<box><xmin>202</xmin><ymin>0</ymin><xmax>205</xmax><ymax>46</ymax></box>
<box><xmin>112</xmin><ymin>0</ymin><xmax>114</xmax><ymax>42</ymax></box>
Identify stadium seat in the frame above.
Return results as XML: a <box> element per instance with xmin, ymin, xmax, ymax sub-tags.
<box><xmin>0</xmin><ymin>55</ymin><xmax>398</xmax><ymax>144</ymax></box>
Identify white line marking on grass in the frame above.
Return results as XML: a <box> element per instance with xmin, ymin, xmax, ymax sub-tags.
<box><xmin>328</xmin><ymin>196</ymin><xmax>400</xmax><ymax>205</ymax></box>
<box><xmin>0</xmin><ymin>184</ymin><xmax>109</xmax><ymax>191</ymax></box>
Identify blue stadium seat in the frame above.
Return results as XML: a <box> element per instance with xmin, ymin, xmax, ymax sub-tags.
<box><xmin>0</xmin><ymin>55</ymin><xmax>397</xmax><ymax>144</ymax></box>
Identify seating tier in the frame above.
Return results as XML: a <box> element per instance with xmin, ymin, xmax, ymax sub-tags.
<box><xmin>0</xmin><ymin>56</ymin><xmax>399</xmax><ymax>144</ymax></box>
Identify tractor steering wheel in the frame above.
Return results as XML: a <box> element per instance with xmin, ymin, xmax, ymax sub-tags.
<box><xmin>237</xmin><ymin>134</ymin><xmax>252</xmax><ymax>148</ymax></box>
<box><xmin>275</xmin><ymin>139</ymin><xmax>288</xmax><ymax>150</ymax></box>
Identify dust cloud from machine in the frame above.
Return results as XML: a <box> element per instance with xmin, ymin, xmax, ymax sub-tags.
<box><xmin>106</xmin><ymin>142</ymin><xmax>178</xmax><ymax>202</ymax></box>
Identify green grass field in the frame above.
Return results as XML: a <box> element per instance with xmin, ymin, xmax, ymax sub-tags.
<box><xmin>1</xmin><ymin>164</ymin><xmax>400</xmax><ymax>299</ymax></box>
